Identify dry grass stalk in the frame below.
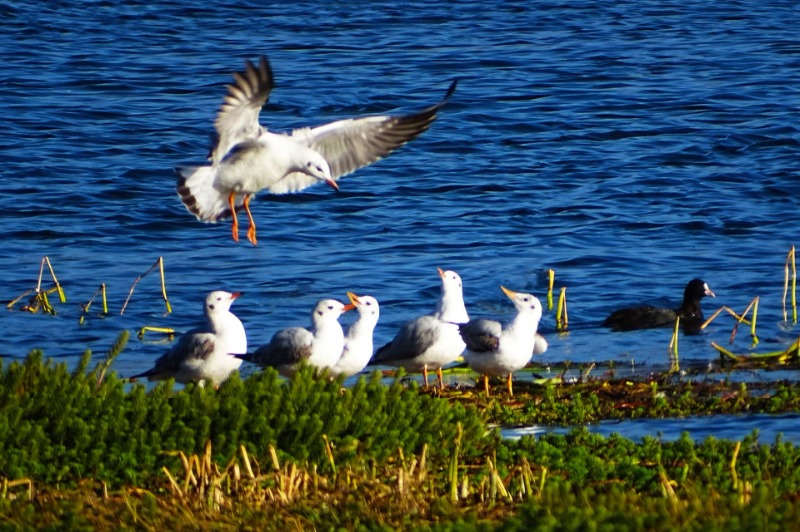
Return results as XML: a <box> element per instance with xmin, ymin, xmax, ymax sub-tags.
<box><xmin>2</xmin><ymin>477</ymin><xmax>33</xmax><ymax>501</ymax></box>
<box><xmin>784</xmin><ymin>245</ymin><xmax>797</xmax><ymax>324</ymax></box>
<box><xmin>729</xmin><ymin>297</ymin><xmax>759</xmax><ymax>345</ymax></box>
<box><xmin>669</xmin><ymin>317</ymin><xmax>680</xmax><ymax>372</ymax></box>
<box><xmin>121</xmin><ymin>257</ymin><xmax>172</xmax><ymax>316</ymax></box>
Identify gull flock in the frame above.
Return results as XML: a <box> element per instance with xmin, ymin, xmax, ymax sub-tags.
<box><xmin>140</xmin><ymin>55</ymin><xmax>716</xmax><ymax>395</ymax></box>
<box><xmin>132</xmin><ymin>269</ymin><xmax>547</xmax><ymax>396</ymax></box>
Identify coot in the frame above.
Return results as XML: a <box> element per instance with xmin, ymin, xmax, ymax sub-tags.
<box><xmin>603</xmin><ymin>278</ymin><xmax>716</xmax><ymax>334</ymax></box>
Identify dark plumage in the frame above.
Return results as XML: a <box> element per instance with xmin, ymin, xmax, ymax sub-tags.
<box><xmin>603</xmin><ymin>278</ymin><xmax>716</xmax><ymax>334</ymax></box>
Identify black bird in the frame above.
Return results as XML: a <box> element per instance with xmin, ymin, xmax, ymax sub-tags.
<box><xmin>603</xmin><ymin>278</ymin><xmax>716</xmax><ymax>334</ymax></box>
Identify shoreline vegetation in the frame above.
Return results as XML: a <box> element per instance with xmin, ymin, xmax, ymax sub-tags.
<box><xmin>4</xmin><ymin>334</ymin><xmax>800</xmax><ymax>529</ymax></box>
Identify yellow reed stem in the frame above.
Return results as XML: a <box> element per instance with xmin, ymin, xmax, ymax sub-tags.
<box><xmin>790</xmin><ymin>246</ymin><xmax>797</xmax><ymax>324</ymax></box>
<box><xmin>101</xmin><ymin>283</ymin><xmax>108</xmax><ymax>314</ymax></box>
<box><xmin>669</xmin><ymin>316</ymin><xmax>680</xmax><ymax>372</ymax></box>
<box><xmin>121</xmin><ymin>257</ymin><xmax>171</xmax><ymax>315</ymax></box>
<box><xmin>36</xmin><ymin>257</ymin><xmax>45</xmax><ymax>293</ymax></box>
<box><xmin>44</xmin><ymin>256</ymin><xmax>66</xmax><ymax>303</ymax></box>
<box><xmin>7</xmin><ymin>289</ymin><xmax>33</xmax><ymax>310</ymax></box>
<box><xmin>159</xmin><ymin>256</ymin><xmax>172</xmax><ymax>315</ymax></box>
<box><xmin>555</xmin><ymin>287</ymin><xmax>568</xmax><ymax>331</ymax></box>
<box><xmin>547</xmin><ymin>269</ymin><xmax>555</xmax><ymax>311</ymax></box>
<box><xmin>730</xmin><ymin>297</ymin><xmax>758</xmax><ymax>344</ymax></box>
<box><xmin>137</xmin><ymin>326</ymin><xmax>176</xmax><ymax>340</ymax></box>
<box><xmin>750</xmin><ymin>296</ymin><xmax>759</xmax><ymax>346</ymax></box>
<box><xmin>37</xmin><ymin>290</ymin><xmax>54</xmax><ymax>315</ymax></box>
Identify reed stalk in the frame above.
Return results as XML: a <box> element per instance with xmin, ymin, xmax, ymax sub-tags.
<box><xmin>121</xmin><ymin>257</ymin><xmax>172</xmax><ymax>315</ymax></box>
<box><xmin>669</xmin><ymin>317</ymin><xmax>680</xmax><ymax>372</ymax></box>
<box><xmin>784</xmin><ymin>246</ymin><xmax>797</xmax><ymax>324</ymax></box>
<box><xmin>556</xmin><ymin>287</ymin><xmax>568</xmax><ymax>331</ymax></box>
<box><xmin>449</xmin><ymin>422</ymin><xmax>462</xmax><ymax>503</ymax></box>
<box><xmin>547</xmin><ymin>269</ymin><xmax>555</xmax><ymax>310</ymax></box>
<box><xmin>44</xmin><ymin>256</ymin><xmax>66</xmax><ymax>303</ymax></box>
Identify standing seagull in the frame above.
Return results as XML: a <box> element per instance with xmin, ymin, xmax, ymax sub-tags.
<box><xmin>459</xmin><ymin>286</ymin><xmax>543</xmax><ymax>396</ymax></box>
<box><xmin>330</xmin><ymin>292</ymin><xmax>381</xmax><ymax>378</ymax></box>
<box><xmin>370</xmin><ymin>268</ymin><xmax>469</xmax><ymax>389</ymax></box>
<box><xmin>236</xmin><ymin>299</ymin><xmax>353</xmax><ymax>377</ymax></box>
<box><xmin>130</xmin><ymin>290</ymin><xmax>247</xmax><ymax>386</ymax></box>
<box><xmin>177</xmin><ymin>55</ymin><xmax>458</xmax><ymax>245</ymax></box>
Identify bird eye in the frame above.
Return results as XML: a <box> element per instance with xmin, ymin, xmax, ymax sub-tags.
<box><xmin>209</xmin><ymin>304</ymin><xmax>215</xmax><ymax>310</ymax></box>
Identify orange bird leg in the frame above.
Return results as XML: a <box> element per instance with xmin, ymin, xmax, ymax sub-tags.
<box><xmin>228</xmin><ymin>193</ymin><xmax>239</xmax><ymax>242</ymax></box>
<box><xmin>507</xmin><ymin>373</ymin><xmax>514</xmax><ymax>397</ymax></box>
<box><xmin>437</xmin><ymin>367</ymin><xmax>445</xmax><ymax>390</ymax></box>
<box><xmin>243</xmin><ymin>194</ymin><xmax>257</xmax><ymax>246</ymax></box>
<box><xmin>422</xmin><ymin>365</ymin><xmax>430</xmax><ymax>389</ymax></box>
<box><xmin>483</xmin><ymin>374</ymin><xmax>490</xmax><ymax>396</ymax></box>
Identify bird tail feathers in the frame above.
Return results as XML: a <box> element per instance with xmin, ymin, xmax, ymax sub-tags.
<box><xmin>176</xmin><ymin>165</ymin><xmax>244</xmax><ymax>222</ymax></box>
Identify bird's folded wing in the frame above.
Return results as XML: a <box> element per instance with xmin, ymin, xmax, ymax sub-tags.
<box><xmin>459</xmin><ymin>319</ymin><xmax>501</xmax><ymax>353</ymax></box>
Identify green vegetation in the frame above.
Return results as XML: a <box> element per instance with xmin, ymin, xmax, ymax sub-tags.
<box><xmin>4</xmin><ymin>333</ymin><xmax>800</xmax><ymax>529</ymax></box>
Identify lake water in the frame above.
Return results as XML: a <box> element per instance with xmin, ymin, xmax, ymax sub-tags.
<box><xmin>2</xmin><ymin>1</ymin><xmax>799</xmax><ymax>438</ymax></box>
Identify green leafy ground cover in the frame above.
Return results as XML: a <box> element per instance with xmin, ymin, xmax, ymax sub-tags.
<box><xmin>4</xmin><ymin>338</ymin><xmax>800</xmax><ymax>529</ymax></box>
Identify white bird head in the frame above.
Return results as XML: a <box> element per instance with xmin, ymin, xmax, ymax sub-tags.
<box><xmin>500</xmin><ymin>286</ymin><xmax>542</xmax><ymax>320</ymax></box>
<box><xmin>437</xmin><ymin>267</ymin><xmax>463</xmax><ymax>296</ymax></box>
<box><xmin>312</xmin><ymin>298</ymin><xmax>351</xmax><ymax>324</ymax></box>
<box><xmin>435</xmin><ymin>267</ymin><xmax>469</xmax><ymax>323</ymax></box>
<box><xmin>204</xmin><ymin>290</ymin><xmax>241</xmax><ymax>316</ymax></box>
<box><xmin>347</xmin><ymin>291</ymin><xmax>380</xmax><ymax>323</ymax></box>
<box><xmin>303</xmin><ymin>153</ymin><xmax>338</xmax><ymax>191</ymax></box>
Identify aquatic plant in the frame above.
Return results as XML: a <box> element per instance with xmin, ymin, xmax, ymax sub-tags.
<box><xmin>0</xmin><ymin>342</ymin><xmax>485</xmax><ymax>487</ymax></box>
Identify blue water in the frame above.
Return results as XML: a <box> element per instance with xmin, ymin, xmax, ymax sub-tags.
<box><xmin>503</xmin><ymin>412</ymin><xmax>800</xmax><ymax>444</ymax></box>
<box><xmin>2</xmin><ymin>1</ymin><xmax>799</xmax><ymax>418</ymax></box>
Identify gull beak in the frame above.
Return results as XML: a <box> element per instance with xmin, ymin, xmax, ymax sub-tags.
<box><xmin>704</xmin><ymin>283</ymin><xmax>716</xmax><ymax>298</ymax></box>
<box><xmin>346</xmin><ymin>291</ymin><xmax>360</xmax><ymax>305</ymax></box>
<box><xmin>437</xmin><ymin>267</ymin><xmax>445</xmax><ymax>278</ymax></box>
<box><xmin>325</xmin><ymin>178</ymin><xmax>340</xmax><ymax>192</ymax></box>
<box><xmin>343</xmin><ymin>293</ymin><xmax>358</xmax><ymax>312</ymax></box>
<box><xmin>500</xmin><ymin>286</ymin><xmax>518</xmax><ymax>300</ymax></box>
<box><xmin>230</xmin><ymin>292</ymin><xmax>243</xmax><ymax>300</ymax></box>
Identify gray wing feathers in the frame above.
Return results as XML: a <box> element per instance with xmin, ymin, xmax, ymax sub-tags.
<box><xmin>211</xmin><ymin>56</ymin><xmax>274</xmax><ymax>164</ymax></box>
<box><xmin>290</xmin><ymin>79</ymin><xmax>458</xmax><ymax>181</ymax></box>
<box><xmin>373</xmin><ymin>316</ymin><xmax>441</xmax><ymax>363</ymax></box>
<box><xmin>254</xmin><ymin>327</ymin><xmax>313</xmax><ymax>367</ymax></box>
<box><xmin>459</xmin><ymin>319</ymin><xmax>501</xmax><ymax>353</ymax></box>
<box><xmin>154</xmin><ymin>332</ymin><xmax>215</xmax><ymax>373</ymax></box>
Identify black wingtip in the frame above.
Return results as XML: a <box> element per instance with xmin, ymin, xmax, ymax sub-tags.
<box><xmin>443</xmin><ymin>78</ymin><xmax>459</xmax><ymax>102</ymax></box>
<box><xmin>127</xmin><ymin>369</ymin><xmax>154</xmax><ymax>381</ymax></box>
<box><xmin>232</xmin><ymin>352</ymin><xmax>253</xmax><ymax>362</ymax></box>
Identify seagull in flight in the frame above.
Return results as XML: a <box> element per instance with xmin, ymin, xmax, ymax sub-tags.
<box><xmin>177</xmin><ymin>55</ymin><xmax>457</xmax><ymax>245</ymax></box>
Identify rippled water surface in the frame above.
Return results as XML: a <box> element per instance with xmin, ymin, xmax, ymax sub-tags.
<box><xmin>2</xmin><ymin>2</ymin><xmax>799</xmax><ymax>418</ymax></box>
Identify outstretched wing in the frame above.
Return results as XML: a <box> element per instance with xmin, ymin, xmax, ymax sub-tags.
<box><xmin>210</xmin><ymin>56</ymin><xmax>274</xmax><ymax>164</ymax></box>
<box><xmin>268</xmin><ymin>79</ymin><xmax>458</xmax><ymax>194</ymax></box>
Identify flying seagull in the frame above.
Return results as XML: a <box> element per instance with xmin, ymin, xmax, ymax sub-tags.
<box><xmin>177</xmin><ymin>55</ymin><xmax>457</xmax><ymax>245</ymax></box>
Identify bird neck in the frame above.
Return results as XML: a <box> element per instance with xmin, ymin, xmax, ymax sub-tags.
<box><xmin>434</xmin><ymin>293</ymin><xmax>469</xmax><ymax>323</ymax></box>
<box><xmin>506</xmin><ymin>310</ymin><xmax>540</xmax><ymax>335</ymax></box>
